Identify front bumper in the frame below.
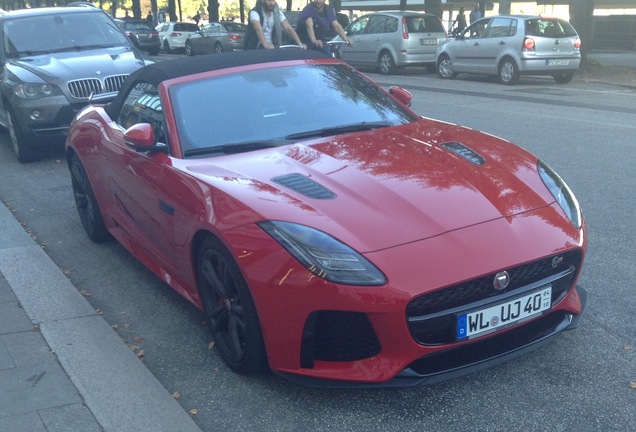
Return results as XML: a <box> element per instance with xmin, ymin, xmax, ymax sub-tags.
<box><xmin>277</xmin><ymin>285</ymin><xmax>586</xmax><ymax>388</ymax></box>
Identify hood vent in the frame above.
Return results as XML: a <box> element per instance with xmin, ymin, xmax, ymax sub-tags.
<box><xmin>272</xmin><ymin>173</ymin><xmax>336</xmax><ymax>199</ymax></box>
<box><xmin>442</xmin><ymin>141</ymin><xmax>486</xmax><ymax>166</ymax></box>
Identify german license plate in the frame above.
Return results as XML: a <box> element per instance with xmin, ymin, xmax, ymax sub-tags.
<box><xmin>456</xmin><ymin>286</ymin><xmax>552</xmax><ymax>340</ymax></box>
<box><xmin>420</xmin><ymin>38</ymin><xmax>437</xmax><ymax>45</ymax></box>
<box><xmin>547</xmin><ymin>59</ymin><xmax>569</xmax><ymax>66</ymax></box>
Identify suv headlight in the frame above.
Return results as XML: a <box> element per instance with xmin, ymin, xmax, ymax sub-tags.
<box><xmin>538</xmin><ymin>160</ymin><xmax>582</xmax><ymax>229</ymax></box>
<box><xmin>14</xmin><ymin>83</ymin><xmax>61</xmax><ymax>100</ymax></box>
<box><xmin>259</xmin><ymin>220</ymin><xmax>386</xmax><ymax>286</ymax></box>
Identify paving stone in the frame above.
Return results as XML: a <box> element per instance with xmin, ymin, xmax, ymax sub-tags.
<box><xmin>39</xmin><ymin>403</ymin><xmax>102</xmax><ymax>432</ymax></box>
<box><xmin>1</xmin><ymin>330</ymin><xmax>54</xmax><ymax>368</ymax></box>
<box><xmin>0</xmin><ymin>301</ymin><xmax>34</xmax><ymax>335</ymax></box>
<box><xmin>0</xmin><ymin>411</ymin><xmax>47</xmax><ymax>432</ymax></box>
<box><xmin>0</xmin><ymin>273</ymin><xmax>16</xmax><ymax>304</ymax></box>
<box><xmin>0</xmin><ymin>360</ymin><xmax>81</xmax><ymax>417</ymax></box>
<box><xmin>0</xmin><ymin>338</ymin><xmax>13</xmax><ymax>371</ymax></box>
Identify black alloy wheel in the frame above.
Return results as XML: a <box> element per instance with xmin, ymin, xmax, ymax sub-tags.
<box><xmin>197</xmin><ymin>236</ymin><xmax>268</xmax><ymax>374</ymax></box>
<box><xmin>69</xmin><ymin>154</ymin><xmax>110</xmax><ymax>242</ymax></box>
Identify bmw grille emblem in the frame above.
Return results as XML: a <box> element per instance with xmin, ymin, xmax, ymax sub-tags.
<box><xmin>493</xmin><ymin>271</ymin><xmax>510</xmax><ymax>291</ymax></box>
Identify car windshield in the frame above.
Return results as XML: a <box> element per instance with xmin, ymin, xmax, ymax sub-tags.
<box><xmin>169</xmin><ymin>63</ymin><xmax>417</xmax><ymax>157</ymax></box>
<box><xmin>3</xmin><ymin>11</ymin><xmax>130</xmax><ymax>58</ymax></box>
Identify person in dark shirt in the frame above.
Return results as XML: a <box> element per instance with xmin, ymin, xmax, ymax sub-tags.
<box><xmin>297</xmin><ymin>0</ymin><xmax>350</xmax><ymax>54</ymax></box>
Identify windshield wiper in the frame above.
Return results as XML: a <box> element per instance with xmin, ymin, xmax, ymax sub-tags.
<box><xmin>285</xmin><ymin>121</ymin><xmax>392</xmax><ymax>140</ymax></box>
<box><xmin>13</xmin><ymin>49</ymin><xmax>52</xmax><ymax>56</ymax></box>
<box><xmin>183</xmin><ymin>140</ymin><xmax>287</xmax><ymax>157</ymax></box>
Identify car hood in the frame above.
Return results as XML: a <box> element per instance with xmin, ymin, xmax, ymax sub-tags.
<box><xmin>7</xmin><ymin>47</ymin><xmax>148</xmax><ymax>85</ymax></box>
<box><xmin>182</xmin><ymin>119</ymin><xmax>556</xmax><ymax>252</ymax></box>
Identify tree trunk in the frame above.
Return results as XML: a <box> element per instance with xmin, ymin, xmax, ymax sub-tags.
<box><xmin>208</xmin><ymin>0</ymin><xmax>220</xmax><ymax>23</ymax></box>
<box><xmin>499</xmin><ymin>0</ymin><xmax>511</xmax><ymax>15</ymax></box>
<box><xmin>424</xmin><ymin>0</ymin><xmax>442</xmax><ymax>20</ymax></box>
<box><xmin>132</xmin><ymin>0</ymin><xmax>141</xmax><ymax>19</ymax></box>
<box><xmin>570</xmin><ymin>0</ymin><xmax>594</xmax><ymax>69</ymax></box>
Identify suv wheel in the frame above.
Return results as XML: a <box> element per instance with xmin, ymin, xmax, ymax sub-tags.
<box><xmin>7</xmin><ymin>108</ymin><xmax>38</xmax><ymax>163</ymax></box>
<box><xmin>498</xmin><ymin>57</ymin><xmax>520</xmax><ymax>85</ymax></box>
<box><xmin>378</xmin><ymin>50</ymin><xmax>396</xmax><ymax>75</ymax></box>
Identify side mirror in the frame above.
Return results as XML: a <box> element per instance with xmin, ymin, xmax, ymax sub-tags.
<box><xmin>124</xmin><ymin>123</ymin><xmax>168</xmax><ymax>154</ymax></box>
<box><xmin>389</xmin><ymin>86</ymin><xmax>412</xmax><ymax>107</ymax></box>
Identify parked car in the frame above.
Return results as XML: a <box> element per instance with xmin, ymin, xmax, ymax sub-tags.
<box><xmin>0</xmin><ymin>5</ymin><xmax>152</xmax><ymax>162</ymax></box>
<box><xmin>334</xmin><ymin>11</ymin><xmax>447</xmax><ymax>74</ymax></box>
<box><xmin>115</xmin><ymin>18</ymin><xmax>161</xmax><ymax>55</ymax></box>
<box><xmin>65</xmin><ymin>49</ymin><xmax>586</xmax><ymax>386</ymax></box>
<box><xmin>155</xmin><ymin>21</ymin><xmax>200</xmax><ymax>53</ymax></box>
<box><xmin>436</xmin><ymin>15</ymin><xmax>581</xmax><ymax>85</ymax></box>
<box><xmin>185</xmin><ymin>21</ymin><xmax>246</xmax><ymax>55</ymax></box>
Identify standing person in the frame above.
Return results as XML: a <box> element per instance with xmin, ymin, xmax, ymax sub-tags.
<box><xmin>243</xmin><ymin>0</ymin><xmax>306</xmax><ymax>49</ymax></box>
<box><xmin>469</xmin><ymin>3</ymin><xmax>481</xmax><ymax>26</ymax></box>
<box><xmin>451</xmin><ymin>7</ymin><xmax>467</xmax><ymax>32</ymax></box>
<box><xmin>297</xmin><ymin>0</ymin><xmax>351</xmax><ymax>54</ymax></box>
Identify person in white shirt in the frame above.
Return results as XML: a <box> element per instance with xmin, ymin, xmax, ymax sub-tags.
<box><xmin>245</xmin><ymin>0</ymin><xmax>305</xmax><ymax>49</ymax></box>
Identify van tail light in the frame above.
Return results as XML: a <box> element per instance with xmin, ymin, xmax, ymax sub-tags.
<box><xmin>574</xmin><ymin>37</ymin><xmax>581</xmax><ymax>50</ymax></box>
<box><xmin>402</xmin><ymin>16</ymin><xmax>408</xmax><ymax>39</ymax></box>
<box><xmin>523</xmin><ymin>37</ymin><xmax>535</xmax><ymax>51</ymax></box>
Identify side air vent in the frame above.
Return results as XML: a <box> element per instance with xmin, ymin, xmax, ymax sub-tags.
<box><xmin>272</xmin><ymin>173</ymin><xmax>336</xmax><ymax>199</ymax></box>
<box><xmin>441</xmin><ymin>141</ymin><xmax>486</xmax><ymax>165</ymax></box>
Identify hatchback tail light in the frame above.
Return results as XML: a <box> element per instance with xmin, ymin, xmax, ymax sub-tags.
<box><xmin>170</xmin><ymin>32</ymin><xmax>182</xmax><ymax>37</ymax></box>
<box><xmin>574</xmin><ymin>37</ymin><xmax>581</xmax><ymax>50</ymax></box>
<box><xmin>523</xmin><ymin>37</ymin><xmax>535</xmax><ymax>51</ymax></box>
<box><xmin>402</xmin><ymin>16</ymin><xmax>408</xmax><ymax>39</ymax></box>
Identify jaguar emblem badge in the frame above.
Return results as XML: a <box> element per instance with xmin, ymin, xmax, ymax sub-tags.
<box><xmin>493</xmin><ymin>271</ymin><xmax>510</xmax><ymax>291</ymax></box>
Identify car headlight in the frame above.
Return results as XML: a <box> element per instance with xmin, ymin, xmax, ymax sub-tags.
<box><xmin>259</xmin><ymin>220</ymin><xmax>386</xmax><ymax>286</ymax></box>
<box><xmin>538</xmin><ymin>160</ymin><xmax>582</xmax><ymax>229</ymax></box>
<box><xmin>14</xmin><ymin>83</ymin><xmax>59</xmax><ymax>100</ymax></box>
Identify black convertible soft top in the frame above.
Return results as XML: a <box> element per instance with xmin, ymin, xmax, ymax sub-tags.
<box><xmin>106</xmin><ymin>49</ymin><xmax>331</xmax><ymax>119</ymax></box>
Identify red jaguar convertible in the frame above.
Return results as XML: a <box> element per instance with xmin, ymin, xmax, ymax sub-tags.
<box><xmin>65</xmin><ymin>49</ymin><xmax>587</xmax><ymax>387</ymax></box>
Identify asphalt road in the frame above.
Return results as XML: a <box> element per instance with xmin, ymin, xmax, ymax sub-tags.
<box><xmin>1</xmin><ymin>62</ymin><xmax>635</xmax><ymax>431</ymax></box>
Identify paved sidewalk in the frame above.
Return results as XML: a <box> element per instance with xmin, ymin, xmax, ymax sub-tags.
<box><xmin>0</xmin><ymin>202</ymin><xmax>203</xmax><ymax>432</ymax></box>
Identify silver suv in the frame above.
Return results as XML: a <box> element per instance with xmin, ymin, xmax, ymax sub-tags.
<box><xmin>436</xmin><ymin>15</ymin><xmax>581</xmax><ymax>85</ymax></box>
<box><xmin>335</xmin><ymin>11</ymin><xmax>447</xmax><ymax>75</ymax></box>
<box><xmin>0</xmin><ymin>5</ymin><xmax>152</xmax><ymax>162</ymax></box>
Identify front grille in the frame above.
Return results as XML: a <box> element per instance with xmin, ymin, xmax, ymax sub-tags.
<box><xmin>68</xmin><ymin>75</ymin><xmax>128</xmax><ymax>99</ymax></box>
<box><xmin>300</xmin><ymin>311</ymin><xmax>381</xmax><ymax>368</ymax></box>
<box><xmin>406</xmin><ymin>250</ymin><xmax>582</xmax><ymax>345</ymax></box>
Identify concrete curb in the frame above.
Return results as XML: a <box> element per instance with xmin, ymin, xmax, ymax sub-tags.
<box><xmin>0</xmin><ymin>202</ymin><xmax>203</xmax><ymax>432</ymax></box>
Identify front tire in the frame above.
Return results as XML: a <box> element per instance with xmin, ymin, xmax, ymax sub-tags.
<box><xmin>69</xmin><ymin>153</ymin><xmax>110</xmax><ymax>242</ymax></box>
<box><xmin>7</xmin><ymin>108</ymin><xmax>38</xmax><ymax>163</ymax></box>
<box><xmin>498</xmin><ymin>57</ymin><xmax>520</xmax><ymax>85</ymax></box>
<box><xmin>198</xmin><ymin>236</ymin><xmax>268</xmax><ymax>374</ymax></box>
<box><xmin>553</xmin><ymin>71</ymin><xmax>574</xmax><ymax>84</ymax></box>
<box><xmin>185</xmin><ymin>40</ymin><xmax>194</xmax><ymax>56</ymax></box>
<box><xmin>378</xmin><ymin>50</ymin><xmax>396</xmax><ymax>75</ymax></box>
<box><xmin>437</xmin><ymin>54</ymin><xmax>458</xmax><ymax>79</ymax></box>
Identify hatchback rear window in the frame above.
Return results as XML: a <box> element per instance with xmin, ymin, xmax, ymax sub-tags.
<box><xmin>525</xmin><ymin>18</ymin><xmax>577</xmax><ymax>38</ymax></box>
<box><xmin>406</xmin><ymin>15</ymin><xmax>445</xmax><ymax>33</ymax></box>
<box><xmin>174</xmin><ymin>23</ymin><xmax>199</xmax><ymax>32</ymax></box>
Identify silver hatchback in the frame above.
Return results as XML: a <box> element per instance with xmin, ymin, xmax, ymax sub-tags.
<box><xmin>335</xmin><ymin>11</ymin><xmax>447</xmax><ymax>75</ymax></box>
<box><xmin>436</xmin><ymin>15</ymin><xmax>581</xmax><ymax>85</ymax></box>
